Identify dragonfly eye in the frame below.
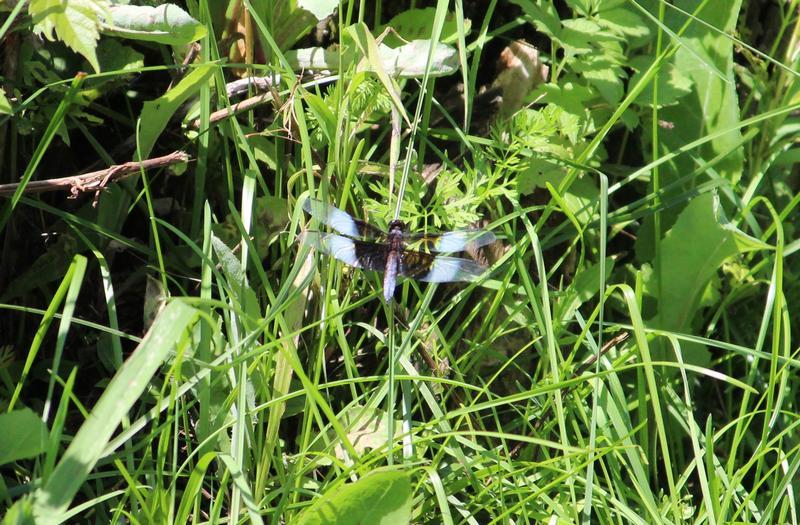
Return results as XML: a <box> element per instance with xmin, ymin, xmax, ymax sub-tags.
<box><xmin>388</xmin><ymin>220</ymin><xmax>406</xmax><ymax>232</ymax></box>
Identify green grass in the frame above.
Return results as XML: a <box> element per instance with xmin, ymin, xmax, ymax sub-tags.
<box><xmin>1</xmin><ymin>0</ymin><xmax>799</xmax><ymax>523</ymax></box>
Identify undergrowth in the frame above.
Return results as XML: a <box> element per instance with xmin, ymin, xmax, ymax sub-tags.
<box><xmin>1</xmin><ymin>0</ymin><xmax>798</xmax><ymax>523</ymax></box>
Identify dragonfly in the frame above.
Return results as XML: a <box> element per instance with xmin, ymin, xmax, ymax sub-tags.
<box><xmin>300</xmin><ymin>197</ymin><xmax>496</xmax><ymax>302</ymax></box>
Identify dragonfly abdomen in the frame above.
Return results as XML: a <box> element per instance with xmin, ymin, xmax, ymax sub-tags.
<box><xmin>383</xmin><ymin>250</ymin><xmax>400</xmax><ymax>302</ymax></box>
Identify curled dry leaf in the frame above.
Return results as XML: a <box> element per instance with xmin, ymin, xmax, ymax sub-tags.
<box><xmin>421</xmin><ymin>163</ymin><xmax>443</xmax><ymax>185</ymax></box>
<box><xmin>491</xmin><ymin>40</ymin><xmax>549</xmax><ymax>116</ymax></box>
<box><xmin>143</xmin><ymin>275</ymin><xmax>167</xmax><ymax>332</ymax></box>
<box><xmin>465</xmin><ymin>218</ymin><xmax>504</xmax><ymax>268</ymax></box>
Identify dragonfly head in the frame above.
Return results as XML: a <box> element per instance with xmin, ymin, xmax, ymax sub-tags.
<box><xmin>388</xmin><ymin>220</ymin><xmax>406</xmax><ymax>234</ymax></box>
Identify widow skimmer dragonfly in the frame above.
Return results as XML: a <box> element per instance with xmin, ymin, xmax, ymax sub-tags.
<box><xmin>300</xmin><ymin>198</ymin><xmax>496</xmax><ymax>302</ymax></box>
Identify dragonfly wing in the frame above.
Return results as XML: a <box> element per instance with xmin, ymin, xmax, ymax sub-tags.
<box><xmin>303</xmin><ymin>198</ymin><xmax>383</xmax><ymax>239</ymax></box>
<box><xmin>404</xmin><ymin>229</ymin><xmax>497</xmax><ymax>252</ymax></box>
<box><xmin>433</xmin><ymin>230</ymin><xmax>497</xmax><ymax>252</ymax></box>
<box><xmin>301</xmin><ymin>232</ymin><xmax>388</xmax><ymax>271</ymax></box>
<box><xmin>400</xmin><ymin>250</ymin><xmax>490</xmax><ymax>283</ymax></box>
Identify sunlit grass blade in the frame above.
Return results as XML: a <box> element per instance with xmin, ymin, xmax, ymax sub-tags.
<box><xmin>30</xmin><ymin>302</ymin><xmax>200</xmax><ymax>523</ymax></box>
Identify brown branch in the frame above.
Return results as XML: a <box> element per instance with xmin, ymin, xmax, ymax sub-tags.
<box><xmin>194</xmin><ymin>90</ymin><xmax>276</xmax><ymax>129</ymax></box>
<box><xmin>0</xmin><ymin>151</ymin><xmax>191</xmax><ymax>202</ymax></box>
<box><xmin>191</xmin><ymin>74</ymin><xmax>338</xmax><ymax>129</ymax></box>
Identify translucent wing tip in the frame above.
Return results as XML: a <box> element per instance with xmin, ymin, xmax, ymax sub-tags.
<box><xmin>474</xmin><ymin>230</ymin><xmax>497</xmax><ymax>247</ymax></box>
<box><xmin>302</xmin><ymin>197</ymin><xmax>317</xmax><ymax>214</ymax></box>
<box><xmin>417</xmin><ymin>256</ymin><xmax>491</xmax><ymax>283</ymax></box>
<box><xmin>434</xmin><ymin>229</ymin><xmax>498</xmax><ymax>252</ymax></box>
<box><xmin>297</xmin><ymin>231</ymin><xmax>320</xmax><ymax>247</ymax></box>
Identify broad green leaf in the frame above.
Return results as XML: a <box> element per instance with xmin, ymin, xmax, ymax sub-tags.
<box><xmin>267</xmin><ymin>1</ymin><xmax>318</xmax><ymax>51</ymax></box>
<box><xmin>559</xmin><ymin>18</ymin><xmax>605</xmax><ymax>55</ymax></box>
<box><xmin>559</xmin><ymin>18</ymin><xmax>620</xmax><ymax>55</ymax></box>
<box><xmin>597</xmin><ymin>7</ymin><xmax>650</xmax><ymax>39</ymax></box>
<box><xmin>649</xmin><ymin>0</ymin><xmax>744</xmax><ymax>185</ymax></box>
<box><xmin>583</xmin><ymin>63</ymin><xmax>623</xmax><ymax>104</ymax></box>
<box><xmin>645</xmin><ymin>193</ymin><xmax>767</xmax><ymax>360</ymax></box>
<box><xmin>29</xmin><ymin>0</ymin><xmax>110</xmax><ymax>73</ymax></box>
<box><xmin>629</xmin><ymin>55</ymin><xmax>693</xmax><ymax>107</ymax></box>
<box><xmin>538</xmin><ymin>83</ymin><xmax>594</xmax><ymax>143</ymax></box>
<box><xmin>378</xmin><ymin>8</ymin><xmax>471</xmax><ymax>47</ymax></box>
<box><xmin>96</xmin><ymin>39</ymin><xmax>144</xmax><ymax>72</ymax></box>
<box><xmin>371</xmin><ymin>38</ymin><xmax>458</xmax><ymax>78</ymax></box>
<box><xmin>571</xmin><ymin>44</ymin><xmax>625</xmax><ymax>104</ymax></box>
<box><xmin>295</xmin><ymin>469</ymin><xmax>413</xmax><ymax>525</ymax></box>
<box><xmin>0</xmin><ymin>88</ymin><xmax>11</xmax><ymax>115</ymax></box>
<box><xmin>0</xmin><ymin>409</ymin><xmax>49</xmax><ymax>465</ymax></box>
<box><xmin>567</xmin><ymin>0</ymin><xmax>592</xmax><ymax>13</ymax></box>
<box><xmin>518</xmin><ymin>162</ymin><xmax>598</xmax><ymax>223</ymax></box>
<box><xmin>538</xmin><ymin>82</ymin><xmax>594</xmax><ymax>119</ymax></box>
<box><xmin>597</xmin><ymin>0</ymin><xmax>628</xmax><ymax>8</ymax></box>
<box><xmin>518</xmin><ymin>159</ymin><xmax>563</xmax><ymax>196</ymax></box>
<box><xmin>101</xmin><ymin>4</ymin><xmax>206</xmax><ymax>45</ymax></box>
<box><xmin>138</xmin><ymin>64</ymin><xmax>215</xmax><ymax>158</ymax></box>
<box><xmin>510</xmin><ymin>0</ymin><xmax>561</xmax><ymax>40</ymax></box>
<box><xmin>31</xmin><ymin>301</ymin><xmax>200</xmax><ymax>524</ymax></box>
<box><xmin>282</xmin><ymin>47</ymin><xmax>329</xmax><ymax>70</ymax></box>
<box><xmin>635</xmin><ymin>1</ymin><xmax>744</xmax><ymax>262</ymax></box>
<box><xmin>297</xmin><ymin>0</ymin><xmax>338</xmax><ymax>21</ymax></box>
<box><xmin>287</xmin><ymin>39</ymin><xmax>458</xmax><ymax>78</ymax></box>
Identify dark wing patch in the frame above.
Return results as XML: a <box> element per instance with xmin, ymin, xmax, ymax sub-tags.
<box><xmin>398</xmin><ymin>250</ymin><xmax>437</xmax><ymax>279</ymax></box>
<box><xmin>400</xmin><ymin>249</ymin><xmax>490</xmax><ymax>283</ymax></box>
<box><xmin>303</xmin><ymin>198</ymin><xmax>384</xmax><ymax>240</ymax></box>
<box><xmin>301</xmin><ymin>232</ymin><xmax>388</xmax><ymax>272</ymax></box>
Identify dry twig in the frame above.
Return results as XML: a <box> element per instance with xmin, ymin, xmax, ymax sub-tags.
<box><xmin>0</xmin><ymin>150</ymin><xmax>190</xmax><ymax>206</ymax></box>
